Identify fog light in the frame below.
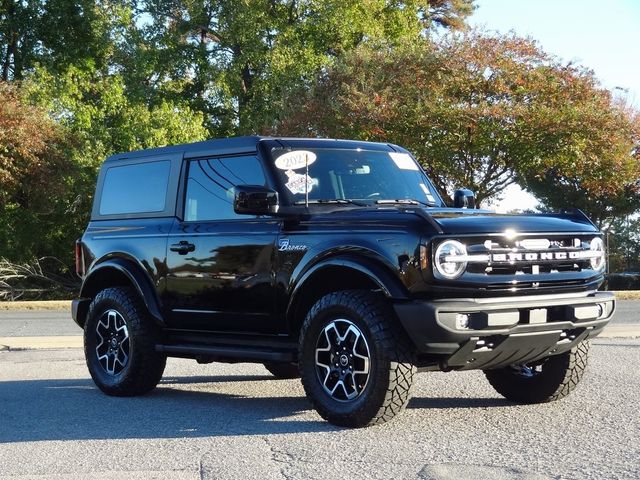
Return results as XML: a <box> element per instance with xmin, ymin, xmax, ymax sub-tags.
<box><xmin>596</xmin><ymin>303</ymin><xmax>605</xmax><ymax>318</ymax></box>
<box><xmin>456</xmin><ymin>314</ymin><xmax>470</xmax><ymax>329</ymax></box>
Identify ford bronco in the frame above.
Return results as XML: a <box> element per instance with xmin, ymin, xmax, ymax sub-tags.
<box><xmin>72</xmin><ymin>136</ymin><xmax>615</xmax><ymax>427</ymax></box>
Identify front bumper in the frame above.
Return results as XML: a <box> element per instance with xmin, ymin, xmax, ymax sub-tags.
<box><xmin>394</xmin><ymin>291</ymin><xmax>615</xmax><ymax>371</ymax></box>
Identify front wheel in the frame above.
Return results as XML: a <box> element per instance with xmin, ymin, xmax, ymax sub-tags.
<box><xmin>484</xmin><ymin>340</ymin><xmax>590</xmax><ymax>404</ymax></box>
<box><xmin>299</xmin><ymin>290</ymin><xmax>416</xmax><ymax>428</ymax></box>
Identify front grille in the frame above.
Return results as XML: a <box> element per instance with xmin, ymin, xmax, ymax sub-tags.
<box><xmin>460</xmin><ymin>234</ymin><xmax>602</xmax><ymax>277</ymax></box>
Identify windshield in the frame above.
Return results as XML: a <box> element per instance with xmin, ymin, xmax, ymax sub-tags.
<box><xmin>270</xmin><ymin>148</ymin><xmax>443</xmax><ymax>207</ymax></box>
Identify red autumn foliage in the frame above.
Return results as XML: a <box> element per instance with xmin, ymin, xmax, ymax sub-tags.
<box><xmin>272</xmin><ymin>32</ymin><xmax>640</xmax><ymax>221</ymax></box>
<box><xmin>0</xmin><ymin>81</ymin><xmax>70</xmax><ymax>209</ymax></box>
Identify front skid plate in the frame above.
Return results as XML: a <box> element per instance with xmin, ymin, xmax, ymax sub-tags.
<box><xmin>445</xmin><ymin>327</ymin><xmax>592</xmax><ymax>371</ymax></box>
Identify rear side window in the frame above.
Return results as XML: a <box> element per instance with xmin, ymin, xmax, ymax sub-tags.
<box><xmin>100</xmin><ymin>161</ymin><xmax>171</xmax><ymax>215</ymax></box>
<box><xmin>184</xmin><ymin>156</ymin><xmax>266</xmax><ymax>221</ymax></box>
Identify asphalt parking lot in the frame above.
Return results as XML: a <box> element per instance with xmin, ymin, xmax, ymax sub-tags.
<box><xmin>1</xmin><ymin>337</ymin><xmax>639</xmax><ymax>479</ymax></box>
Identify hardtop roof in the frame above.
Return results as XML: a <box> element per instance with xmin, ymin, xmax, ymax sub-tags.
<box><xmin>104</xmin><ymin>136</ymin><xmax>402</xmax><ymax>163</ymax></box>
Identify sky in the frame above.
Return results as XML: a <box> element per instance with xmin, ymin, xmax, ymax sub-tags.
<box><xmin>467</xmin><ymin>0</ymin><xmax>640</xmax><ymax>212</ymax></box>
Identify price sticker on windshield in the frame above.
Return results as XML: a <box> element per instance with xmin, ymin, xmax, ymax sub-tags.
<box><xmin>420</xmin><ymin>183</ymin><xmax>436</xmax><ymax>203</ymax></box>
<box><xmin>275</xmin><ymin>150</ymin><xmax>317</xmax><ymax>170</ymax></box>
<box><xmin>389</xmin><ymin>152</ymin><xmax>419</xmax><ymax>171</ymax></box>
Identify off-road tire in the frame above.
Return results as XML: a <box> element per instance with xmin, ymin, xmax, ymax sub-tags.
<box><xmin>264</xmin><ymin>362</ymin><xmax>299</xmax><ymax>379</ymax></box>
<box><xmin>84</xmin><ymin>287</ymin><xmax>166</xmax><ymax>396</ymax></box>
<box><xmin>484</xmin><ymin>340</ymin><xmax>590</xmax><ymax>404</ymax></box>
<box><xmin>299</xmin><ymin>290</ymin><xmax>416</xmax><ymax>428</ymax></box>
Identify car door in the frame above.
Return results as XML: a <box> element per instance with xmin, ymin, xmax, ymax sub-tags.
<box><xmin>162</xmin><ymin>154</ymin><xmax>281</xmax><ymax>334</ymax></box>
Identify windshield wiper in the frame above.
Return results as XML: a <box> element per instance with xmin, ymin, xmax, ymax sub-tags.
<box><xmin>376</xmin><ymin>199</ymin><xmax>436</xmax><ymax>207</ymax></box>
<box><xmin>294</xmin><ymin>199</ymin><xmax>368</xmax><ymax>206</ymax></box>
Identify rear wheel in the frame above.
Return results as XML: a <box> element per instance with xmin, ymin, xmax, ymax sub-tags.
<box><xmin>84</xmin><ymin>287</ymin><xmax>166</xmax><ymax>396</ymax></box>
<box><xmin>484</xmin><ymin>340</ymin><xmax>590</xmax><ymax>403</ymax></box>
<box><xmin>299</xmin><ymin>290</ymin><xmax>416</xmax><ymax>428</ymax></box>
<box><xmin>263</xmin><ymin>362</ymin><xmax>299</xmax><ymax>379</ymax></box>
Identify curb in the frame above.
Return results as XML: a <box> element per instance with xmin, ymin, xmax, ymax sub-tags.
<box><xmin>613</xmin><ymin>291</ymin><xmax>640</xmax><ymax>300</ymax></box>
<box><xmin>596</xmin><ymin>325</ymin><xmax>640</xmax><ymax>338</ymax></box>
<box><xmin>0</xmin><ymin>336</ymin><xmax>83</xmax><ymax>350</ymax></box>
<box><xmin>0</xmin><ymin>300</ymin><xmax>71</xmax><ymax>311</ymax></box>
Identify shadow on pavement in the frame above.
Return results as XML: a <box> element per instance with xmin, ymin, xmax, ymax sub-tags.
<box><xmin>0</xmin><ymin>376</ymin><xmax>336</xmax><ymax>443</ymax></box>
<box><xmin>1</xmin><ymin>374</ymin><xmax>514</xmax><ymax>443</ymax></box>
<box><xmin>160</xmin><ymin>374</ymin><xmax>274</xmax><ymax>384</ymax></box>
<box><xmin>408</xmin><ymin>396</ymin><xmax>508</xmax><ymax>409</ymax></box>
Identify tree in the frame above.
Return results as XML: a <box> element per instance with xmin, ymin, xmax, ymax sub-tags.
<box><xmin>0</xmin><ymin>0</ymin><xmax>40</xmax><ymax>81</ymax></box>
<box><xmin>0</xmin><ymin>81</ymin><xmax>63</xmax><ymax>206</ymax></box>
<box><xmin>28</xmin><ymin>65</ymin><xmax>208</xmax><ymax>159</ymax></box>
<box><xmin>0</xmin><ymin>81</ymin><xmax>78</xmax><ymax>261</ymax></box>
<box><xmin>272</xmin><ymin>32</ymin><xmax>640</xmax><ymax>208</ymax></box>
<box><xmin>1</xmin><ymin>0</ymin><xmax>132</xmax><ymax>81</ymax></box>
<box><xmin>3</xmin><ymin>1</ymin><xmax>475</xmax><ymax>134</ymax></box>
<box><xmin>0</xmin><ymin>66</ymin><xmax>208</xmax><ymax>266</ymax></box>
<box><xmin>25</xmin><ymin>65</ymin><xmax>208</xmax><ymax>249</ymax></box>
<box><xmin>122</xmin><ymin>0</ymin><xmax>474</xmax><ymax>134</ymax></box>
<box><xmin>522</xmin><ymin>100</ymin><xmax>640</xmax><ymax>227</ymax></box>
<box><xmin>605</xmin><ymin>215</ymin><xmax>640</xmax><ymax>273</ymax></box>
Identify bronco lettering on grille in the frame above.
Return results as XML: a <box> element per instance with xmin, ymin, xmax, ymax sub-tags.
<box><xmin>443</xmin><ymin>237</ymin><xmax>604</xmax><ymax>265</ymax></box>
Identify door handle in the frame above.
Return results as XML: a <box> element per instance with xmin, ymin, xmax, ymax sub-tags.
<box><xmin>170</xmin><ymin>241</ymin><xmax>195</xmax><ymax>255</ymax></box>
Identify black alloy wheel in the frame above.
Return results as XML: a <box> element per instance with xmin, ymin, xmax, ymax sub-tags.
<box><xmin>314</xmin><ymin>318</ymin><xmax>371</xmax><ymax>401</ymax></box>
<box><xmin>299</xmin><ymin>290</ymin><xmax>416</xmax><ymax>428</ymax></box>
<box><xmin>94</xmin><ymin>308</ymin><xmax>130</xmax><ymax>376</ymax></box>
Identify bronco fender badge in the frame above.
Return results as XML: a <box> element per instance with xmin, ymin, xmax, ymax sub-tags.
<box><xmin>278</xmin><ymin>238</ymin><xmax>308</xmax><ymax>252</ymax></box>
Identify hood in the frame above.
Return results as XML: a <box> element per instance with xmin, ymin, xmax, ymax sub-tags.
<box><xmin>295</xmin><ymin>205</ymin><xmax>599</xmax><ymax>236</ymax></box>
<box><xmin>425</xmin><ymin>209</ymin><xmax>598</xmax><ymax>235</ymax></box>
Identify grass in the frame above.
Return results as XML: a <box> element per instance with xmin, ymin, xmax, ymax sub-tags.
<box><xmin>0</xmin><ymin>300</ymin><xmax>71</xmax><ymax>310</ymax></box>
<box><xmin>612</xmin><ymin>291</ymin><xmax>640</xmax><ymax>300</ymax></box>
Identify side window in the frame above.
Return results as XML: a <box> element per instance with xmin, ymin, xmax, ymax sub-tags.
<box><xmin>184</xmin><ymin>156</ymin><xmax>267</xmax><ymax>221</ymax></box>
<box><xmin>100</xmin><ymin>161</ymin><xmax>171</xmax><ymax>215</ymax></box>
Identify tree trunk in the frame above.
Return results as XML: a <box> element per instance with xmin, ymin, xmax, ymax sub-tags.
<box><xmin>2</xmin><ymin>0</ymin><xmax>17</xmax><ymax>81</ymax></box>
<box><xmin>237</xmin><ymin>63</ymin><xmax>253</xmax><ymax>133</ymax></box>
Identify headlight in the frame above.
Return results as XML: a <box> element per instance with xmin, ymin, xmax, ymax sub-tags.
<box><xmin>434</xmin><ymin>240</ymin><xmax>467</xmax><ymax>279</ymax></box>
<box><xmin>590</xmin><ymin>237</ymin><xmax>605</xmax><ymax>271</ymax></box>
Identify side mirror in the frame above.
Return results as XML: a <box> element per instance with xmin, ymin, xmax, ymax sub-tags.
<box><xmin>234</xmin><ymin>185</ymin><xmax>279</xmax><ymax>215</ymax></box>
<box><xmin>453</xmin><ymin>188</ymin><xmax>476</xmax><ymax>209</ymax></box>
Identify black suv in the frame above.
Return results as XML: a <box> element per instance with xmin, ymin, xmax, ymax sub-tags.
<box><xmin>72</xmin><ymin>136</ymin><xmax>615</xmax><ymax>427</ymax></box>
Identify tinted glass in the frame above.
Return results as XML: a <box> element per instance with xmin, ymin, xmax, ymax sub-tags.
<box><xmin>270</xmin><ymin>149</ymin><xmax>443</xmax><ymax>206</ymax></box>
<box><xmin>100</xmin><ymin>161</ymin><xmax>171</xmax><ymax>215</ymax></box>
<box><xmin>184</xmin><ymin>156</ymin><xmax>267</xmax><ymax>221</ymax></box>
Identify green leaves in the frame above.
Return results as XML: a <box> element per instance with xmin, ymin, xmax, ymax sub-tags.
<box><xmin>121</xmin><ymin>0</ymin><xmax>473</xmax><ymax>134</ymax></box>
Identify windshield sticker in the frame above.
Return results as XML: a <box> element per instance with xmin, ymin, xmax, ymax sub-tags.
<box><xmin>284</xmin><ymin>170</ymin><xmax>319</xmax><ymax>195</ymax></box>
<box><xmin>275</xmin><ymin>150</ymin><xmax>317</xmax><ymax>170</ymax></box>
<box><xmin>389</xmin><ymin>152</ymin><xmax>419</xmax><ymax>171</ymax></box>
<box><xmin>419</xmin><ymin>183</ymin><xmax>436</xmax><ymax>203</ymax></box>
